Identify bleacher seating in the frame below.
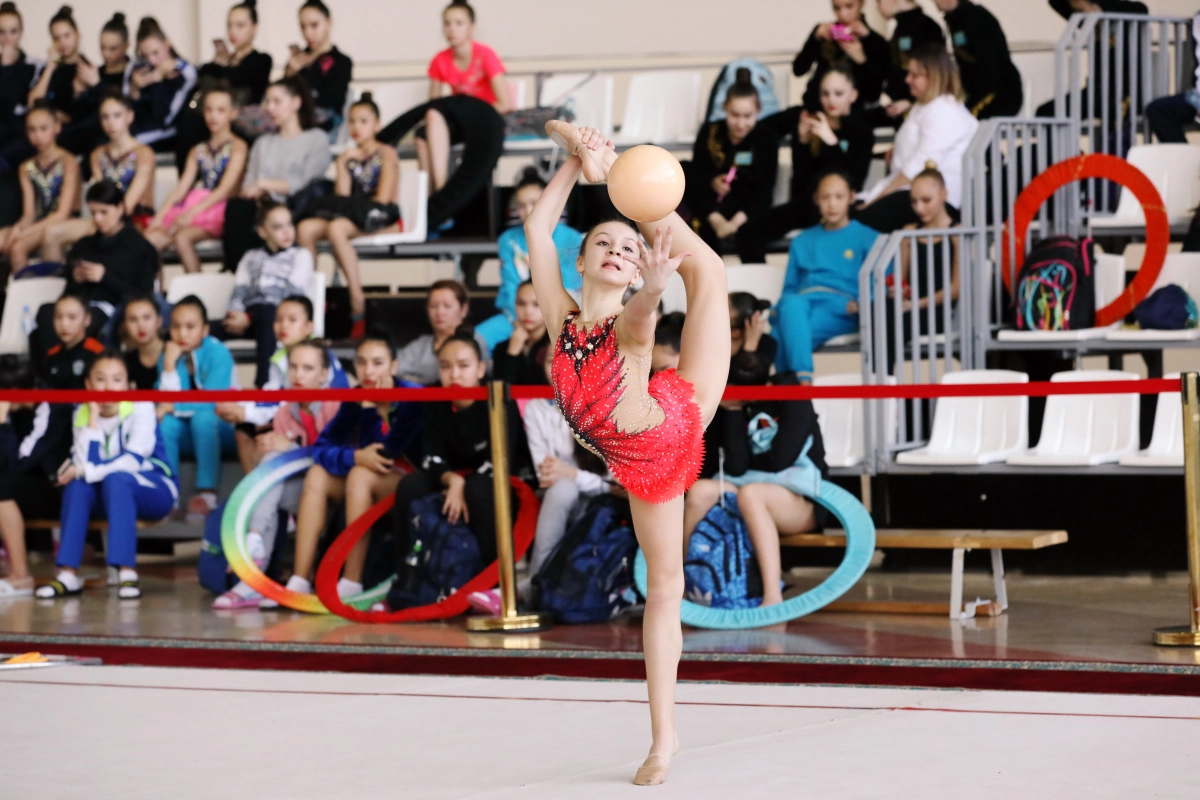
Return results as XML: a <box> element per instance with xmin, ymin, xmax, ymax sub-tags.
<box><xmin>896</xmin><ymin>371</ymin><xmax>1029</xmax><ymax>466</ymax></box>
<box><xmin>614</xmin><ymin>71</ymin><xmax>703</xmax><ymax>147</ymax></box>
<box><xmin>1119</xmin><ymin>374</ymin><xmax>1184</xmax><ymax>468</ymax></box>
<box><xmin>1090</xmin><ymin>145</ymin><xmax>1200</xmax><ymax>235</ymax></box>
<box><xmin>1006</xmin><ymin>371</ymin><xmax>1140</xmax><ymax>467</ymax></box>
<box><xmin>165</xmin><ymin>273</ymin><xmax>237</xmax><ymax>321</ymax></box>
<box><xmin>1107</xmin><ymin>253</ymin><xmax>1200</xmax><ymax>342</ymax></box>
<box><xmin>538</xmin><ymin>73</ymin><xmax>615</xmax><ymax>138</ymax></box>
<box><xmin>0</xmin><ymin>277</ymin><xmax>66</xmax><ymax>357</ymax></box>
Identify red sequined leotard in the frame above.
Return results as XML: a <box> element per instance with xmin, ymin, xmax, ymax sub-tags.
<box><xmin>552</xmin><ymin>310</ymin><xmax>704</xmax><ymax>504</ymax></box>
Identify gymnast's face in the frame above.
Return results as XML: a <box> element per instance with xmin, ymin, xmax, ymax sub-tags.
<box><xmin>579</xmin><ymin>222</ymin><xmax>642</xmax><ymax>289</ymax></box>
<box><xmin>832</xmin><ymin>0</ymin><xmax>863</xmax><ymax>25</ymax></box>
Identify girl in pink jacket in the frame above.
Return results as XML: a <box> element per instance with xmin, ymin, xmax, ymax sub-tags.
<box><xmin>213</xmin><ymin>341</ymin><xmax>339</xmax><ymax>609</ymax></box>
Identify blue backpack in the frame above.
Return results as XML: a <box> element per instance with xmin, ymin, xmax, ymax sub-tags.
<box><xmin>705</xmin><ymin>59</ymin><xmax>780</xmax><ymax>122</ymax></box>
<box><xmin>197</xmin><ymin>501</ymin><xmax>235</xmax><ymax>594</ymax></box>
<box><xmin>684</xmin><ymin>493</ymin><xmax>764</xmax><ymax>609</ymax></box>
<box><xmin>536</xmin><ymin>494</ymin><xmax>640</xmax><ymax>624</ymax></box>
<box><xmin>387</xmin><ymin>493</ymin><xmax>483</xmax><ymax>610</ymax></box>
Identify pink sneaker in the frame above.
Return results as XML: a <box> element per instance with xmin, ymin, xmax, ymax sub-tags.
<box><xmin>467</xmin><ymin>589</ymin><xmax>502</xmax><ymax>616</ymax></box>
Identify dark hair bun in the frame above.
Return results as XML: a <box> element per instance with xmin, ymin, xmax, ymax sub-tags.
<box><xmin>359</xmin><ymin>90</ymin><xmax>373</xmax><ymax>103</ymax></box>
<box><xmin>58</xmin><ymin>4</ymin><xmax>72</xmax><ymax>15</ymax></box>
<box><xmin>111</xmin><ymin>12</ymin><xmax>124</xmax><ymax>24</ymax></box>
<box><xmin>0</xmin><ymin>3</ymin><xmax>18</xmax><ymax>14</ymax></box>
<box><xmin>734</xmin><ymin>67</ymin><xmax>752</xmax><ymax>85</ymax></box>
<box><xmin>244</xmin><ymin>0</ymin><xmax>257</xmax><ymax>7</ymax></box>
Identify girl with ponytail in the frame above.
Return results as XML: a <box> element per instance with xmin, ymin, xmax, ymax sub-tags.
<box><xmin>128</xmin><ymin>16</ymin><xmax>196</xmax><ymax>148</ymax></box>
<box><xmin>27</xmin><ymin>6</ymin><xmax>90</xmax><ymax>125</ymax></box>
<box><xmin>683</xmin><ymin>67</ymin><xmax>779</xmax><ymax>251</ymax></box>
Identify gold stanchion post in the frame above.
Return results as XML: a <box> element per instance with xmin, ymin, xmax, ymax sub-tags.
<box><xmin>466</xmin><ymin>382</ymin><xmax>552</xmax><ymax>633</ymax></box>
<box><xmin>1154</xmin><ymin>372</ymin><xmax>1200</xmax><ymax>646</ymax></box>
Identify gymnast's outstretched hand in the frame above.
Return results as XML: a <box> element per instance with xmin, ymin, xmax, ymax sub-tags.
<box><xmin>633</xmin><ymin>226</ymin><xmax>690</xmax><ymax>295</ymax></box>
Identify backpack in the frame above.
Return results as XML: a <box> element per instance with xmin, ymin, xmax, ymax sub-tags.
<box><xmin>387</xmin><ymin>493</ymin><xmax>484</xmax><ymax>610</ymax></box>
<box><xmin>1014</xmin><ymin>236</ymin><xmax>1096</xmax><ymax>331</ymax></box>
<box><xmin>1135</xmin><ymin>284</ymin><xmax>1198</xmax><ymax>330</ymax></box>
<box><xmin>683</xmin><ymin>493</ymin><xmax>764</xmax><ymax>609</ymax></box>
<box><xmin>705</xmin><ymin>59</ymin><xmax>780</xmax><ymax>123</ymax></box>
<box><xmin>535</xmin><ymin>494</ymin><xmax>640</xmax><ymax>624</ymax></box>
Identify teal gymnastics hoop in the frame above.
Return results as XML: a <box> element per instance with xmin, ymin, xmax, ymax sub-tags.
<box><xmin>634</xmin><ymin>479</ymin><xmax>875</xmax><ymax>630</ymax></box>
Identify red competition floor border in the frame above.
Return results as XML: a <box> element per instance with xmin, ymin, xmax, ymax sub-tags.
<box><xmin>2</xmin><ymin>635</ymin><xmax>1199</xmax><ymax>696</ymax></box>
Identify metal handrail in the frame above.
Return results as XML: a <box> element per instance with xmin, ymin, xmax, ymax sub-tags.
<box><xmin>858</xmin><ymin>226</ymin><xmax>984</xmax><ymax>473</ymax></box>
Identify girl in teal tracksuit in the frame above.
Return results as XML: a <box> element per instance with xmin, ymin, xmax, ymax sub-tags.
<box><xmin>36</xmin><ymin>354</ymin><xmax>178</xmax><ymax>600</ymax></box>
<box><xmin>156</xmin><ymin>295</ymin><xmax>238</xmax><ymax>519</ymax></box>
<box><xmin>774</xmin><ymin>170</ymin><xmax>879</xmax><ymax>380</ymax></box>
<box><xmin>475</xmin><ymin>169</ymin><xmax>583</xmax><ymax>350</ymax></box>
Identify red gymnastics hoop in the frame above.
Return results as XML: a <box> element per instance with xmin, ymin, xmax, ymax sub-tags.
<box><xmin>1001</xmin><ymin>153</ymin><xmax>1169</xmax><ymax>327</ymax></box>
<box><xmin>314</xmin><ymin>477</ymin><xmax>540</xmax><ymax>623</ymax></box>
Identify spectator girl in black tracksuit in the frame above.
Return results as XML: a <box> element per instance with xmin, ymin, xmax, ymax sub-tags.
<box><xmin>868</xmin><ymin>0</ymin><xmax>946</xmax><ymax>129</ymax></box>
<box><xmin>684</xmin><ymin>69</ymin><xmax>779</xmax><ymax>250</ymax></box>
<box><xmin>736</xmin><ymin>64</ymin><xmax>875</xmax><ymax>263</ymax></box>
<box><xmin>0</xmin><ymin>3</ymin><xmax>40</xmax><ymax>150</ymax></box>
<box><xmin>793</xmin><ymin>0</ymin><xmax>889</xmax><ymax>113</ymax></box>
<box><xmin>128</xmin><ymin>17</ymin><xmax>196</xmax><ymax>150</ymax></box>
<box><xmin>284</xmin><ymin>0</ymin><xmax>353</xmax><ymax>135</ymax></box>
<box><xmin>175</xmin><ymin>0</ymin><xmax>273</xmax><ymax>168</ymax></box>
<box><xmin>388</xmin><ymin>330</ymin><xmax>529</xmax><ymax>609</ymax></box>
<box><xmin>934</xmin><ymin>0</ymin><xmax>1024</xmax><ymax>119</ymax></box>
<box><xmin>0</xmin><ymin>369</ymin><xmax>74</xmax><ymax>597</ymax></box>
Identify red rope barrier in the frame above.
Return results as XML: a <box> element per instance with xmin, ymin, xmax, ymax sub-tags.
<box><xmin>0</xmin><ymin>378</ymin><xmax>1179</xmax><ymax>404</ymax></box>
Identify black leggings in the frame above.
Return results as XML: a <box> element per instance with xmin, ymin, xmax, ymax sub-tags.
<box><xmin>734</xmin><ymin>200</ymin><xmax>818</xmax><ymax>263</ymax></box>
<box><xmin>378</xmin><ymin>95</ymin><xmax>506</xmax><ymax>231</ymax></box>
<box><xmin>221</xmin><ymin>198</ymin><xmax>263</xmax><ymax>273</ymax></box>
<box><xmin>211</xmin><ymin>302</ymin><xmax>277</xmax><ymax>387</ymax></box>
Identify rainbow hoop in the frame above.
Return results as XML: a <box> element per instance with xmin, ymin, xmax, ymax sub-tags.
<box><xmin>634</xmin><ymin>479</ymin><xmax>875</xmax><ymax>630</ymax></box>
<box><xmin>220</xmin><ymin>448</ymin><xmax>389</xmax><ymax>613</ymax></box>
<box><xmin>221</xmin><ymin>449</ymin><xmax>540</xmax><ymax>621</ymax></box>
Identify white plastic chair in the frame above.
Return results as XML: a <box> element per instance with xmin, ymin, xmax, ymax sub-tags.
<box><xmin>660</xmin><ymin>264</ymin><xmax>787</xmax><ymax>314</ymax></box>
<box><xmin>353</xmin><ymin>169</ymin><xmax>429</xmax><ymax>246</ymax></box>
<box><xmin>897</xmin><ymin>370</ymin><xmax>1029</xmax><ymax>465</ymax></box>
<box><xmin>476</xmin><ymin>258</ymin><xmax>501</xmax><ymax>287</ymax></box>
<box><xmin>996</xmin><ymin>251</ymin><xmax>1126</xmax><ymax>342</ymax></box>
<box><xmin>1119</xmin><ymin>373</ymin><xmax>1183</xmax><ymax>467</ymax></box>
<box><xmin>1107</xmin><ymin>252</ymin><xmax>1200</xmax><ymax>341</ymax></box>
<box><xmin>506</xmin><ymin>78</ymin><xmax>527</xmax><ymax>111</ymax></box>
<box><xmin>813</xmin><ymin>373</ymin><xmax>897</xmax><ymax>469</ymax></box>
<box><xmin>540</xmin><ymin>72</ymin><xmax>615</xmax><ymax>138</ymax></box>
<box><xmin>308</xmin><ymin>272</ymin><xmax>327</xmax><ymax>338</ymax></box>
<box><xmin>0</xmin><ymin>277</ymin><xmax>66</xmax><ymax>356</ymax></box>
<box><xmin>614</xmin><ymin>71</ymin><xmax>703</xmax><ymax>146</ymax></box>
<box><xmin>1006</xmin><ymin>370</ymin><xmax>1140</xmax><ymax>466</ymax></box>
<box><xmin>165</xmin><ymin>272</ymin><xmax>236</xmax><ymax>321</ymax></box>
<box><xmin>1090</xmin><ymin>144</ymin><xmax>1200</xmax><ymax>231</ymax></box>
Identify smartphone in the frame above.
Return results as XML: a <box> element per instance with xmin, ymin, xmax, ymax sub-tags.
<box><xmin>213</xmin><ymin>38</ymin><xmax>228</xmax><ymax>53</ymax></box>
<box><xmin>289</xmin><ymin>43</ymin><xmax>302</xmax><ymax>55</ymax></box>
<box><xmin>831</xmin><ymin>23</ymin><xmax>855</xmax><ymax>43</ymax></box>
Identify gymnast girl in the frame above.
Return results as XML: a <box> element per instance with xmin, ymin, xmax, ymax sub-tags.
<box><xmin>528</xmin><ymin>121</ymin><xmax>730</xmax><ymax>785</ymax></box>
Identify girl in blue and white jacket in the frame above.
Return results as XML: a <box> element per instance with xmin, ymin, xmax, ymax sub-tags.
<box><xmin>36</xmin><ymin>353</ymin><xmax>178</xmax><ymax>600</ymax></box>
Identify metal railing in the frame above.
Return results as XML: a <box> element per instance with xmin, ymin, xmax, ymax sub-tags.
<box><xmin>1054</xmin><ymin>12</ymin><xmax>1194</xmax><ymax>213</ymax></box>
<box><xmin>961</xmin><ymin>117</ymin><xmax>1082</xmax><ymax>365</ymax></box>
<box><xmin>859</xmin><ymin>227</ymin><xmax>985</xmax><ymax>474</ymax></box>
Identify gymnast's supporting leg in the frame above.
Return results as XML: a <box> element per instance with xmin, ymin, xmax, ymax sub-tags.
<box><xmin>628</xmin><ymin>493</ymin><xmax>685</xmax><ymax>785</ymax></box>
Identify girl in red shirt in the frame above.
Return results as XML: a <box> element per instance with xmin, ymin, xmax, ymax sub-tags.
<box><xmin>418</xmin><ymin>1</ymin><xmax>511</xmax><ymax>192</ymax></box>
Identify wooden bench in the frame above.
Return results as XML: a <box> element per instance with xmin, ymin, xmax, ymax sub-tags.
<box><xmin>780</xmin><ymin>529</ymin><xmax>1069</xmax><ymax>620</ymax></box>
